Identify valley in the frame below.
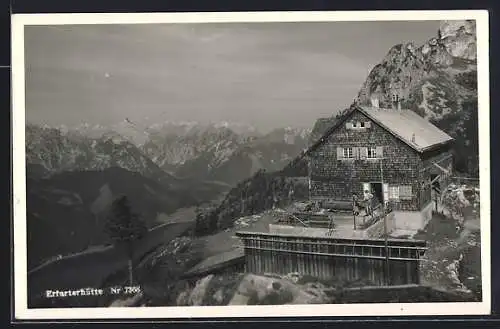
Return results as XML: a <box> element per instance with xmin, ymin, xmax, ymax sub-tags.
<box><xmin>26</xmin><ymin>166</ymin><xmax>228</xmax><ymax>269</ymax></box>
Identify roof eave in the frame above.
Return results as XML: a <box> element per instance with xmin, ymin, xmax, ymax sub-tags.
<box><xmin>418</xmin><ymin>138</ymin><xmax>455</xmax><ymax>153</ymax></box>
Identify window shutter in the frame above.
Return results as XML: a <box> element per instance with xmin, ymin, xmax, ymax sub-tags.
<box><xmin>376</xmin><ymin>146</ymin><xmax>384</xmax><ymax>158</ymax></box>
<box><xmin>365</xmin><ymin>121</ymin><xmax>371</xmax><ymax>128</ymax></box>
<box><xmin>383</xmin><ymin>183</ymin><xmax>389</xmax><ymax>203</ymax></box>
<box><xmin>353</xmin><ymin>147</ymin><xmax>360</xmax><ymax>159</ymax></box>
<box><xmin>336</xmin><ymin>147</ymin><xmax>343</xmax><ymax>160</ymax></box>
<box><xmin>362</xmin><ymin>183</ymin><xmax>371</xmax><ymax>193</ymax></box>
<box><xmin>360</xmin><ymin>147</ymin><xmax>368</xmax><ymax>159</ymax></box>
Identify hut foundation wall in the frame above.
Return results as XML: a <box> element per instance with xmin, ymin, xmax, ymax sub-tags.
<box><xmin>392</xmin><ymin>201</ymin><xmax>433</xmax><ymax>232</ymax></box>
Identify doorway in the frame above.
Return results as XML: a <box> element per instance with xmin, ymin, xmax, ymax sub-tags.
<box><xmin>370</xmin><ymin>182</ymin><xmax>383</xmax><ymax>205</ymax></box>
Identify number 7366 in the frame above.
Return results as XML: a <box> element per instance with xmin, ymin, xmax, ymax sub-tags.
<box><xmin>123</xmin><ymin>286</ymin><xmax>142</xmax><ymax>294</ymax></box>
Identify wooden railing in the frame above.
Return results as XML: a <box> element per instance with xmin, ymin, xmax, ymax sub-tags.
<box><xmin>450</xmin><ymin>176</ymin><xmax>480</xmax><ymax>187</ymax></box>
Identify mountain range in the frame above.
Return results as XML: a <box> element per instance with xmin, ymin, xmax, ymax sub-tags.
<box><xmin>29</xmin><ymin>121</ymin><xmax>311</xmax><ymax>185</ymax></box>
<box><xmin>26</xmin><ymin>124</ymin><xmax>171</xmax><ymax>181</ymax></box>
<box><xmin>147</xmin><ymin>126</ymin><xmax>310</xmax><ymax>185</ymax></box>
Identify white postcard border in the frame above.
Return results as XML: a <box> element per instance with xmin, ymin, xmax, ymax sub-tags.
<box><xmin>12</xmin><ymin>10</ymin><xmax>491</xmax><ymax>320</ymax></box>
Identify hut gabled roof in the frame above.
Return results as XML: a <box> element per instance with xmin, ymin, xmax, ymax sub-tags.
<box><xmin>305</xmin><ymin>105</ymin><xmax>454</xmax><ymax>156</ymax></box>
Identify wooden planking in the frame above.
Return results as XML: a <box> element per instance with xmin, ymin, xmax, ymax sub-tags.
<box><xmin>236</xmin><ymin>231</ymin><xmax>426</xmax><ymax>286</ymax></box>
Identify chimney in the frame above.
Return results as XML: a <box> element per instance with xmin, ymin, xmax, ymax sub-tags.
<box><xmin>370</xmin><ymin>97</ymin><xmax>379</xmax><ymax>108</ymax></box>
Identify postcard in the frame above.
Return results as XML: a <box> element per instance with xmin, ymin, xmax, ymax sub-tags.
<box><xmin>11</xmin><ymin>10</ymin><xmax>490</xmax><ymax>320</ymax></box>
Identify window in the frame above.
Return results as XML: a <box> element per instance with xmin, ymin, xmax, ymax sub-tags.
<box><xmin>367</xmin><ymin>147</ymin><xmax>377</xmax><ymax>158</ymax></box>
<box><xmin>389</xmin><ymin>186</ymin><xmax>399</xmax><ymax>200</ymax></box>
<box><xmin>347</xmin><ymin>121</ymin><xmax>370</xmax><ymax>130</ymax></box>
<box><xmin>399</xmin><ymin>185</ymin><xmax>413</xmax><ymax>199</ymax></box>
<box><xmin>343</xmin><ymin>147</ymin><xmax>353</xmax><ymax>158</ymax></box>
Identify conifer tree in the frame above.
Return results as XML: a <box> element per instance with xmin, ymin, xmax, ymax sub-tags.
<box><xmin>104</xmin><ymin>195</ymin><xmax>147</xmax><ymax>286</ymax></box>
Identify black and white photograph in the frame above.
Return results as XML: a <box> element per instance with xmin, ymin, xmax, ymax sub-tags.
<box><xmin>12</xmin><ymin>11</ymin><xmax>490</xmax><ymax>319</ymax></box>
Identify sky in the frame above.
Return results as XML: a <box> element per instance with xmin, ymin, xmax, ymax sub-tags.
<box><xmin>24</xmin><ymin>21</ymin><xmax>440</xmax><ymax>132</ymax></box>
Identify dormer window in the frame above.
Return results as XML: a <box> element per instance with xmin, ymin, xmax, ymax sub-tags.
<box><xmin>346</xmin><ymin>121</ymin><xmax>371</xmax><ymax>130</ymax></box>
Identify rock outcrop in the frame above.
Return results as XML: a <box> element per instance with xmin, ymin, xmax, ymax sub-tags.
<box><xmin>357</xmin><ymin>19</ymin><xmax>477</xmax><ymax>118</ymax></box>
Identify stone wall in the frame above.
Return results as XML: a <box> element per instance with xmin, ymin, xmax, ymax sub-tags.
<box><xmin>392</xmin><ymin>201</ymin><xmax>433</xmax><ymax>232</ymax></box>
<box><xmin>355</xmin><ymin>206</ymin><xmax>432</xmax><ymax>238</ymax></box>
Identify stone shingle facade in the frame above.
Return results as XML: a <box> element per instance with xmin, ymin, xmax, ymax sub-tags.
<box><xmin>307</xmin><ymin>105</ymin><xmax>453</xmax><ymax>218</ymax></box>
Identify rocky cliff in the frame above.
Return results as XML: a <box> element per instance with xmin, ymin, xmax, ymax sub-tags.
<box><xmin>357</xmin><ymin>19</ymin><xmax>477</xmax><ymax>120</ymax></box>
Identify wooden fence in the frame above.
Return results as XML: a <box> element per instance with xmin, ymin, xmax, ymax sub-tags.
<box><xmin>236</xmin><ymin>231</ymin><xmax>427</xmax><ymax>286</ymax></box>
